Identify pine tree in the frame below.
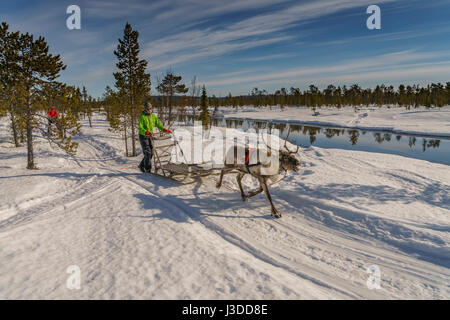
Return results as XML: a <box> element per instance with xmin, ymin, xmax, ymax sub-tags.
<box><xmin>0</xmin><ymin>23</ymin><xmax>23</xmax><ymax>147</ymax></box>
<box><xmin>81</xmin><ymin>86</ymin><xmax>93</xmax><ymax>127</ymax></box>
<box><xmin>446</xmin><ymin>82</ymin><xmax>450</xmax><ymax>106</ymax></box>
<box><xmin>104</xmin><ymin>85</ymin><xmax>130</xmax><ymax>156</ymax></box>
<box><xmin>430</xmin><ymin>83</ymin><xmax>446</xmax><ymax>108</ymax></box>
<box><xmin>113</xmin><ymin>22</ymin><xmax>151</xmax><ymax>157</ymax></box>
<box><xmin>225</xmin><ymin>92</ymin><xmax>233</xmax><ymax>108</ymax></box>
<box><xmin>199</xmin><ymin>85</ymin><xmax>210</xmax><ymax>127</ymax></box>
<box><xmin>349</xmin><ymin>84</ymin><xmax>362</xmax><ymax>107</ymax></box>
<box><xmin>0</xmin><ymin>22</ymin><xmax>80</xmax><ymax>169</ymax></box>
<box><xmin>323</xmin><ymin>85</ymin><xmax>335</xmax><ymax>107</ymax></box>
<box><xmin>40</xmin><ymin>82</ymin><xmax>82</xmax><ymax>153</ymax></box>
<box><xmin>0</xmin><ymin>82</ymin><xmax>25</xmax><ymax>147</ymax></box>
<box><xmin>308</xmin><ymin>85</ymin><xmax>320</xmax><ymax>111</ymax></box>
<box><xmin>156</xmin><ymin>71</ymin><xmax>188</xmax><ymax>126</ymax></box>
<box><xmin>211</xmin><ymin>94</ymin><xmax>219</xmax><ymax>118</ymax></box>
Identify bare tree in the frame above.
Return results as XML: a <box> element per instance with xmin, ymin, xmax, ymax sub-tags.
<box><xmin>189</xmin><ymin>76</ymin><xmax>201</xmax><ymax>121</ymax></box>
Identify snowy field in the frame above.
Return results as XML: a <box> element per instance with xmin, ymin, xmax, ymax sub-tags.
<box><xmin>0</xmin><ymin>113</ymin><xmax>449</xmax><ymax>299</ymax></box>
<box><xmin>216</xmin><ymin>105</ymin><xmax>450</xmax><ymax>138</ymax></box>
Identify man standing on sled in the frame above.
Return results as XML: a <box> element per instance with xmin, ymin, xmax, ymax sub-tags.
<box><xmin>138</xmin><ymin>102</ymin><xmax>172</xmax><ymax>173</ymax></box>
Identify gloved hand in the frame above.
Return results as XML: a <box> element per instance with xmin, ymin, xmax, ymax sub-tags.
<box><xmin>145</xmin><ymin>131</ymin><xmax>154</xmax><ymax>137</ymax></box>
<box><xmin>163</xmin><ymin>128</ymin><xmax>172</xmax><ymax>134</ymax></box>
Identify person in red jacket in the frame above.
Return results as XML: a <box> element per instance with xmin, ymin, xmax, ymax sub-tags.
<box><xmin>47</xmin><ymin>107</ymin><xmax>59</xmax><ymax>136</ymax></box>
<box><xmin>48</xmin><ymin>107</ymin><xmax>58</xmax><ymax>119</ymax></box>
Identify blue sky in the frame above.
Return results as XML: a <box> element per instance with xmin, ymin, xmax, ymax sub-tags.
<box><xmin>1</xmin><ymin>0</ymin><xmax>450</xmax><ymax>98</ymax></box>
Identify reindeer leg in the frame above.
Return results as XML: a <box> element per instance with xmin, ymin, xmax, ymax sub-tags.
<box><xmin>259</xmin><ymin>176</ymin><xmax>281</xmax><ymax>218</ymax></box>
<box><xmin>247</xmin><ymin>185</ymin><xmax>263</xmax><ymax>198</ymax></box>
<box><xmin>216</xmin><ymin>170</ymin><xmax>225</xmax><ymax>189</ymax></box>
<box><xmin>236</xmin><ymin>172</ymin><xmax>248</xmax><ymax>201</ymax></box>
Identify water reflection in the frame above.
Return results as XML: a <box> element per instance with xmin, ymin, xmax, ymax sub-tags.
<box><xmin>179</xmin><ymin>115</ymin><xmax>449</xmax><ymax>165</ymax></box>
<box><xmin>423</xmin><ymin>139</ymin><xmax>440</xmax><ymax>152</ymax></box>
<box><xmin>348</xmin><ymin>130</ymin><xmax>359</xmax><ymax>145</ymax></box>
<box><xmin>374</xmin><ymin>133</ymin><xmax>392</xmax><ymax>144</ymax></box>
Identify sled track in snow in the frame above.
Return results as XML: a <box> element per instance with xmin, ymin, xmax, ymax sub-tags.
<box><xmin>273</xmin><ymin>189</ymin><xmax>450</xmax><ymax>267</ymax></box>
<box><xmin>115</xmin><ymin>172</ymin><xmax>375</xmax><ymax>299</ymax></box>
<box><xmin>118</xmin><ymin>168</ymin><xmax>449</xmax><ymax>299</ymax></box>
<box><xmin>0</xmin><ymin>132</ymin><xmax>129</xmax><ymax>234</ymax></box>
<box><xmin>0</xmin><ymin>177</ymin><xmax>118</xmax><ymax>233</ymax></box>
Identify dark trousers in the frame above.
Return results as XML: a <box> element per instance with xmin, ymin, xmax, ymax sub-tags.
<box><xmin>47</xmin><ymin>119</ymin><xmax>52</xmax><ymax>137</ymax></box>
<box><xmin>139</xmin><ymin>134</ymin><xmax>153</xmax><ymax>171</ymax></box>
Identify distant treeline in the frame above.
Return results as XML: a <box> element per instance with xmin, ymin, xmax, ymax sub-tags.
<box><xmin>182</xmin><ymin>83</ymin><xmax>449</xmax><ymax>109</ymax></box>
<box><xmin>148</xmin><ymin>83</ymin><xmax>450</xmax><ymax>111</ymax></box>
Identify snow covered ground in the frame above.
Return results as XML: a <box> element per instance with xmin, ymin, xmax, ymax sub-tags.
<box><xmin>215</xmin><ymin>105</ymin><xmax>450</xmax><ymax>138</ymax></box>
<box><xmin>0</xmin><ymin>113</ymin><xmax>449</xmax><ymax>299</ymax></box>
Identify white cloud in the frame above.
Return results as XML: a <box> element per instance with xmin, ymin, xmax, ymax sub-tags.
<box><xmin>142</xmin><ymin>0</ymin><xmax>402</xmax><ymax>70</ymax></box>
<box><xmin>203</xmin><ymin>49</ymin><xmax>450</xmax><ymax>87</ymax></box>
<box><xmin>239</xmin><ymin>53</ymin><xmax>296</xmax><ymax>62</ymax></box>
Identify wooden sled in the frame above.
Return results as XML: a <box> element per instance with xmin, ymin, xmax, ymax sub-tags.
<box><xmin>150</xmin><ymin>133</ymin><xmax>228</xmax><ymax>181</ymax></box>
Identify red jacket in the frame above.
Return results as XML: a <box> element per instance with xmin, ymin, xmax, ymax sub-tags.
<box><xmin>48</xmin><ymin>108</ymin><xmax>58</xmax><ymax>118</ymax></box>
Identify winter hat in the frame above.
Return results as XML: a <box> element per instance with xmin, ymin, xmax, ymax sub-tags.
<box><xmin>144</xmin><ymin>102</ymin><xmax>152</xmax><ymax>110</ymax></box>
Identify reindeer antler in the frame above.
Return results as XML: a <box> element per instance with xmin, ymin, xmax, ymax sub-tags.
<box><xmin>284</xmin><ymin>127</ymin><xmax>299</xmax><ymax>154</ymax></box>
<box><xmin>260</xmin><ymin>126</ymin><xmax>299</xmax><ymax>155</ymax></box>
<box><xmin>261</xmin><ymin>130</ymin><xmax>274</xmax><ymax>151</ymax></box>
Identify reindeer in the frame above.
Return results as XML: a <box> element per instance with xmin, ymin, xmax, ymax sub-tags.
<box><xmin>216</xmin><ymin>131</ymin><xmax>300</xmax><ymax>218</ymax></box>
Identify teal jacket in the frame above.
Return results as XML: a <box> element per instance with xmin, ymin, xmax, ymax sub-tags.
<box><xmin>138</xmin><ymin>112</ymin><xmax>165</xmax><ymax>136</ymax></box>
